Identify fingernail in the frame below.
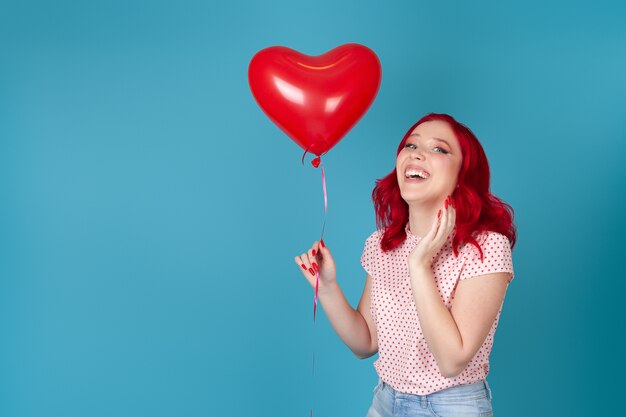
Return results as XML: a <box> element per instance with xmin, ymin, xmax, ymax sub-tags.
<box><xmin>320</xmin><ymin>239</ymin><xmax>325</xmax><ymax>248</ymax></box>
<box><xmin>438</xmin><ymin>209</ymin><xmax>442</xmax><ymax>218</ymax></box>
<box><xmin>301</xmin><ymin>264</ymin><xmax>307</xmax><ymax>270</ymax></box>
<box><xmin>312</xmin><ymin>262</ymin><xmax>318</xmax><ymax>271</ymax></box>
<box><xmin>312</xmin><ymin>249</ymin><xmax>316</xmax><ymax>256</ymax></box>
<box><xmin>445</xmin><ymin>199</ymin><xmax>449</xmax><ymax>209</ymax></box>
<box><xmin>309</xmin><ymin>268</ymin><xmax>315</xmax><ymax>275</ymax></box>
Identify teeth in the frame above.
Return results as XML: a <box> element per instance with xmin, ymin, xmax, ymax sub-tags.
<box><xmin>405</xmin><ymin>169</ymin><xmax>430</xmax><ymax>179</ymax></box>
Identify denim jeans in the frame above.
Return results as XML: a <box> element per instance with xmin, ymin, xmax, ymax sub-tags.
<box><xmin>365</xmin><ymin>379</ymin><xmax>494</xmax><ymax>417</ymax></box>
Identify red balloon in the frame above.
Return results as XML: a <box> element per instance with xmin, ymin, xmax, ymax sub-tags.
<box><xmin>248</xmin><ymin>43</ymin><xmax>382</xmax><ymax>156</ymax></box>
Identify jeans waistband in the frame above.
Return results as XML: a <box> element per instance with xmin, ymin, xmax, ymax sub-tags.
<box><xmin>378</xmin><ymin>378</ymin><xmax>493</xmax><ymax>401</ymax></box>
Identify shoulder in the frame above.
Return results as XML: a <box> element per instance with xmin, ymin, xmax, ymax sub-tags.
<box><xmin>458</xmin><ymin>230</ymin><xmax>515</xmax><ymax>282</ymax></box>
<box><xmin>477</xmin><ymin>231</ymin><xmax>511</xmax><ymax>247</ymax></box>
<box><xmin>363</xmin><ymin>229</ymin><xmax>384</xmax><ymax>249</ymax></box>
<box><xmin>365</xmin><ymin>229</ymin><xmax>384</xmax><ymax>242</ymax></box>
<box><xmin>461</xmin><ymin>231</ymin><xmax>512</xmax><ymax>260</ymax></box>
<box><xmin>360</xmin><ymin>229</ymin><xmax>386</xmax><ymax>274</ymax></box>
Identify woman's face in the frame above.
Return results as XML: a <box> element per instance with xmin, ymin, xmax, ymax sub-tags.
<box><xmin>396</xmin><ymin>120</ymin><xmax>463</xmax><ymax>205</ymax></box>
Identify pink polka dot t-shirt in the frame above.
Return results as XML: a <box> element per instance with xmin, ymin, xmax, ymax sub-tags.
<box><xmin>360</xmin><ymin>224</ymin><xmax>514</xmax><ymax>395</ymax></box>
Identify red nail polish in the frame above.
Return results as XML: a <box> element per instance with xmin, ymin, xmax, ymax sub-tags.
<box><xmin>445</xmin><ymin>199</ymin><xmax>449</xmax><ymax>209</ymax></box>
<box><xmin>301</xmin><ymin>264</ymin><xmax>307</xmax><ymax>270</ymax></box>
<box><xmin>320</xmin><ymin>239</ymin><xmax>325</xmax><ymax>248</ymax></box>
<box><xmin>312</xmin><ymin>262</ymin><xmax>318</xmax><ymax>271</ymax></box>
<box><xmin>438</xmin><ymin>209</ymin><xmax>442</xmax><ymax>218</ymax></box>
<box><xmin>309</xmin><ymin>268</ymin><xmax>315</xmax><ymax>275</ymax></box>
<box><xmin>312</xmin><ymin>249</ymin><xmax>316</xmax><ymax>256</ymax></box>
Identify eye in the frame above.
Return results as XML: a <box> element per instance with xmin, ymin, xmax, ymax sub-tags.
<box><xmin>434</xmin><ymin>146</ymin><xmax>449</xmax><ymax>154</ymax></box>
<box><xmin>405</xmin><ymin>143</ymin><xmax>417</xmax><ymax>150</ymax></box>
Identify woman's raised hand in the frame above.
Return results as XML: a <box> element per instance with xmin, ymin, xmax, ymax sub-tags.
<box><xmin>294</xmin><ymin>240</ymin><xmax>337</xmax><ymax>290</ymax></box>
<box><xmin>408</xmin><ymin>195</ymin><xmax>457</xmax><ymax>271</ymax></box>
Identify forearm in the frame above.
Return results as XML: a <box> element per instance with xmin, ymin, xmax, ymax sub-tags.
<box><xmin>318</xmin><ymin>282</ymin><xmax>374</xmax><ymax>358</ymax></box>
<box><xmin>410</xmin><ymin>265</ymin><xmax>464</xmax><ymax>377</ymax></box>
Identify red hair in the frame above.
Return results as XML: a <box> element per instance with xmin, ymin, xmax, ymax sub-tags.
<box><xmin>372</xmin><ymin>113</ymin><xmax>517</xmax><ymax>260</ymax></box>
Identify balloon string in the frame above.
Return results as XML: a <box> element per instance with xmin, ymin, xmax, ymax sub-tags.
<box><xmin>312</xmin><ymin>161</ymin><xmax>327</xmax><ymax>417</ymax></box>
<box><xmin>301</xmin><ymin>151</ymin><xmax>328</xmax><ymax>417</ymax></box>
<box><xmin>314</xmin><ymin>161</ymin><xmax>327</xmax><ymax>322</ymax></box>
<box><xmin>310</xmin><ymin>349</ymin><xmax>316</xmax><ymax>417</ymax></box>
<box><xmin>321</xmin><ymin>163</ymin><xmax>327</xmax><ymax>238</ymax></box>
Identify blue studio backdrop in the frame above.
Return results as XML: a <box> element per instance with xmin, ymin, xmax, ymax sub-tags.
<box><xmin>1</xmin><ymin>1</ymin><xmax>625</xmax><ymax>416</ymax></box>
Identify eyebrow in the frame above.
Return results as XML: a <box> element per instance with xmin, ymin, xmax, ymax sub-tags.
<box><xmin>408</xmin><ymin>133</ymin><xmax>452</xmax><ymax>147</ymax></box>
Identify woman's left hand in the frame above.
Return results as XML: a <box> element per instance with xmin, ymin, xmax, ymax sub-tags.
<box><xmin>408</xmin><ymin>195</ymin><xmax>456</xmax><ymax>272</ymax></box>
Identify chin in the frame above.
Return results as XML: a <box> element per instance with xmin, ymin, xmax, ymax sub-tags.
<box><xmin>400</xmin><ymin>191</ymin><xmax>426</xmax><ymax>204</ymax></box>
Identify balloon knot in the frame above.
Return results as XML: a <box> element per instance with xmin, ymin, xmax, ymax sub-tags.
<box><xmin>311</xmin><ymin>157</ymin><xmax>321</xmax><ymax>168</ymax></box>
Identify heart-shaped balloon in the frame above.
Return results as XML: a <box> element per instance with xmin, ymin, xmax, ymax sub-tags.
<box><xmin>248</xmin><ymin>43</ymin><xmax>382</xmax><ymax>157</ymax></box>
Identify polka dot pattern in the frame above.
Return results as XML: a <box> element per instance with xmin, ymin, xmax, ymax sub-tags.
<box><xmin>360</xmin><ymin>224</ymin><xmax>514</xmax><ymax>395</ymax></box>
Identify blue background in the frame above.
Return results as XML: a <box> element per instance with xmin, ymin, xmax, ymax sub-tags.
<box><xmin>1</xmin><ymin>1</ymin><xmax>625</xmax><ymax>416</ymax></box>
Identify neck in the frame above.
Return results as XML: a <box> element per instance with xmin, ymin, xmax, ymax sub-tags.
<box><xmin>407</xmin><ymin>201</ymin><xmax>443</xmax><ymax>238</ymax></box>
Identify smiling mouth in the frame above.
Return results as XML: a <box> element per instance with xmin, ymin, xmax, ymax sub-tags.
<box><xmin>405</xmin><ymin>168</ymin><xmax>430</xmax><ymax>180</ymax></box>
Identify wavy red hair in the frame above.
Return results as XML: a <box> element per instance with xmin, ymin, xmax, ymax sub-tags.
<box><xmin>372</xmin><ymin>113</ymin><xmax>517</xmax><ymax>260</ymax></box>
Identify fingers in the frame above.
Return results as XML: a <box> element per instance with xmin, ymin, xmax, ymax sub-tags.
<box><xmin>433</xmin><ymin>203</ymin><xmax>448</xmax><ymax>243</ymax></box>
<box><xmin>295</xmin><ymin>252</ymin><xmax>316</xmax><ymax>277</ymax></box>
<box><xmin>432</xmin><ymin>196</ymin><xmax>456</xmax><ymax>244</ymax></box>
<box><xmin>308</xmin><ymin>243</ymin><xmax>320</xmax><ymax>273</ymax></box>
<box><xmin>447</xmin><ymin>199</ymin><xmax>456</xmax><ymax>233</ymax></box>
<box><xmin>296</xmin><ymin>245</ymin><xmax>314</xmax><ymax>273</ymax></box>
<box><xmin>427</xmin><ymin>208</ymin><xmax>441</xmax><ymax>239</ymax></box>
<box><xmin>293</xmin><ymin>253</ymin><xmax>311</xmax><ymax>274</ymax></box>
<box><xmin>440</xmin><ymin>197</ymin><xmax>456</xmax><ymax>241</ymax></box>
<box><xmin>294</xmin><ymin>253</ymin><xmax>310</xmax><ymax>274</ymax></box>
<box><xmin>294</xmin><ymin>241</ymin><xmax>323</xmax><ymax>278</ymax></box>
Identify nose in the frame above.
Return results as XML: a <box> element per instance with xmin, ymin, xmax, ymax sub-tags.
<box><xmin>410</xmin><ymin>147</ymin><xmax>425</xmax><ymax>160</ymax></box>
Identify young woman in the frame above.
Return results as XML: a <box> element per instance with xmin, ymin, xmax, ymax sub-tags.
<box><xmin>295</xmin><ymin>113</ymin><xmax>516</xmax><ymax>417</ymax></box>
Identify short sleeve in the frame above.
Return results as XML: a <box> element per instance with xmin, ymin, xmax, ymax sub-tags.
<box><xmin>459</xmin><ymin>232</ymin><xmax>514</xmax><ymax>284</ymax></box>
<box><xmin>360</xmin><ymin>231</ymin><xmax>381</xmax><ymax>277</ymax></box>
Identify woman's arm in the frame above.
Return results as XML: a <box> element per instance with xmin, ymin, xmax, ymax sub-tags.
<box><xmin>407</xmin><ymin>197</ymin><xmax>513</xmax><ymax>378</ymax></box>
<box><xmin>295</xmin><ymin>241</ymin><xmax>377</xmax><ymax>359</ymax></box>
<box><xmin>318</xmin><ymin>274</ymin><xmax>378</xmax><ymax>359</ymax></box>
<box><xmin>410</xmin><ymin>266</ymin><xmax>510</xmax><ymax>378</ymax></box>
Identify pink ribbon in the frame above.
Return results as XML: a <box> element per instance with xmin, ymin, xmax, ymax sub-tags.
<box><xmin>314</xmin><ymin>163</ymin><xmax>327</xmax><ymax>321</ymax></box>
<box><xmin>302</xmin><ymin>150</ymin><xmax>328</xmax><ymax>417</ymax></box>
<box><xmin>301</xmin><ymin>150</ymin><xmax>328</xmax><ymax>322</ymax></box>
